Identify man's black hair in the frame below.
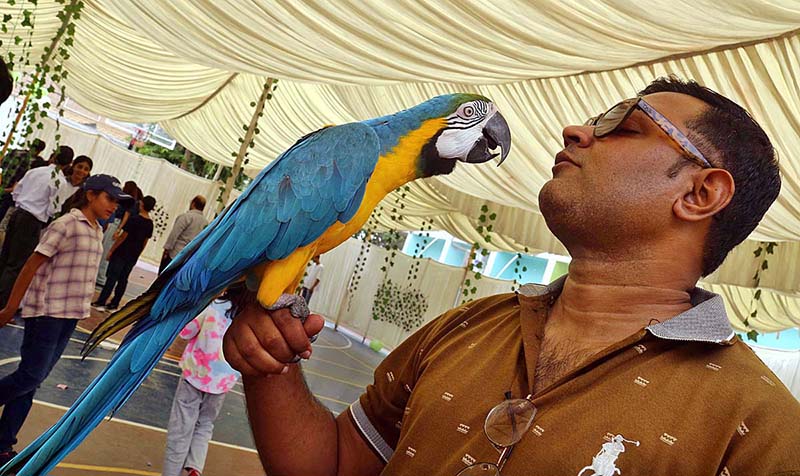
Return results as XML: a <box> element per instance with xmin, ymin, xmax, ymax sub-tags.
<box><xmin>142</xmin><ymin>195</ymin><xmax>157</xmax><ymax>212</ymax></box>
<box><xmin>640</xmin><ymin>77</ymin><xmax>780</xmax><ymax>276</ymax></box>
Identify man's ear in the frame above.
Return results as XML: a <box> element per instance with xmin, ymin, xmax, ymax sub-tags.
<box><xmin>673</xmin><ymin>168</ymin><xmax>735</xmax><ymax>222</ymax></box>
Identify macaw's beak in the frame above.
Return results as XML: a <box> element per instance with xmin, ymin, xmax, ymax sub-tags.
<box><xmin>462</xmin><ymin>112</ymin><xmax>512</xmax><ymax>166</ymax></box>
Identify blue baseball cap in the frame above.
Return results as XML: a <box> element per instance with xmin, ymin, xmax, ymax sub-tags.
<box><xmin>83</xmin><ymin>174</ymin><xmax>134</xmax><ymax>204</ymax></box>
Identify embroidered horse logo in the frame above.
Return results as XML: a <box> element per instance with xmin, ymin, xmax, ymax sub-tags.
<box><xmin>577</xmin><ymin>434</ymin><xmax>640</xmax><ymax>476</ymax></box>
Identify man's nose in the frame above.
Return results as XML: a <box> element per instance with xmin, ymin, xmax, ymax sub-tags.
<box><xmin>562</xmin><ymin>124</ymin><xmax>595</xmax><ymax>149</ymax></box>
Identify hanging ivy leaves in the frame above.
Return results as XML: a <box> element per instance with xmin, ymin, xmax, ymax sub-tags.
<box><xmin>150</xmin><ymin>204</ymin><xmax>171</xmax><ymax>240</ymax></box>
<box><xmin>461</xmin><ymin>203</ymin><xmax>499</xmax><ymax>303</ymax></box>
<box><xmin>744</xmin><ymin>241</ymin><xmax>779</xmax><ymax>342</ymax></box>
<box><xmin>372</xmin><ymin>278</ymin><xmax>429</xmax><ymax>333</ymax></box>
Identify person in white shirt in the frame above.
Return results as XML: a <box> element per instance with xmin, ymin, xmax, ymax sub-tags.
<box><xmin>0</xmin><ymin>146</ymin><xmax>74</xmax><ymax>307</ymax></box>
<box><xmin>56</xmin><ymin>155</ymin><xmax>93</xmax><ymax>215</ymax></box>
<box><xmin>300</xmin><ymin>255</ymin><xmax>323</xmax><ymax>305</ymax></box>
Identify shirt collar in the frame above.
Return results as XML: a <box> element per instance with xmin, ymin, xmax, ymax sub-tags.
<box><xmin>70</xmin><ymin>208</ymin><xmax>99</xmax><ymax>230</ymax></box>
<box><xmin>518</xmin><ymin>275</ymin><xmax>734</xmax><ymax>345</ymax></box>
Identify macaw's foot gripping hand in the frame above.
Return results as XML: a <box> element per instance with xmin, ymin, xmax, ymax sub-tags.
<box><xmin>266</xmin><ymin>293</ymin><xmax>310</xmax><ymax>322</ymax></box>
<box><xmin>265</xmin><ymin>294</ymin><xmax>318</xmax><ymax>361</ymax></box>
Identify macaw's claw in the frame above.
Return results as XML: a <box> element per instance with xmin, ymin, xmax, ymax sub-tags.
<box><xmin>266</xmin><ymin>293</ymin><xmax>310</xmax><ymax>322</ymax></box>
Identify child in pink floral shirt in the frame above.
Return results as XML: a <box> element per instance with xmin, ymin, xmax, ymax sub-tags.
<box><xmin>162</xmin><ymin>298</ymin><xmax>240</xmax><ymax>476</ymax></box>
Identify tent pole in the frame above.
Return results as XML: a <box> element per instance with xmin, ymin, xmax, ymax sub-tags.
<box><xmin>1</xmin><ymin>0</ymin><xmax>80</xmax><ymax>157</ymax></box>
<box><xmin>180</xmin><ymin>147</ymin><xmax>193</xmax><ymax>170</ymax></box>
<box><xmin>218</xmin><ymin>77</ymin><xmax>273</xmax><ymax>211</ymax></box>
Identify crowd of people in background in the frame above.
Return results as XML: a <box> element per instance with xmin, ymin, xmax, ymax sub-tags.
<box><xmin>0</xmin><ymin>138</ymin><xmax>228</xmax><ymax>472</ymax></box>
<box><xmin>0</xmin><ymin>133</ymin><xmax>328</xmax><ymax>476</ymax></box>
<box><xmin>0</xmin><ymin>136</ymin><xmax>142</xmax><ymax>464</ymax></box>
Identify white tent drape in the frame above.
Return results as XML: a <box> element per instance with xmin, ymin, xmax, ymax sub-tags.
<box><xmin>1</xmin><ymin>1</ymin><xmax>799</xmax><ymax>331</ymax></box>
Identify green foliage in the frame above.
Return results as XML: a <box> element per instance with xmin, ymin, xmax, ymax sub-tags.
<box><xmin>406</xmin><ymin>217</ymin><xmax>431</xmax><ymax>285</ymax></box>
<box><xmin>744</xmin><ymin>241</ymin><xmax>778</xmax><ymax>342</ymax></box>
<box><xmin>347</xmin><ymin>214</ymin><xmax>379</xmax><ymax>307</ymax></box>
<box><xmin>150</xmin><ymin>204</ymin><xmax>170</xmax><ymax>240</ymax></box>
<box><xmin>462</xmin><ymin>203</ymin><xmax>500</xmax><ymax>302</ymax></box>
<box><xmin>2</xmin><ymin>0</ymin><xmax>85</xmax><ymax>151</ymax></box>
<box><xmin>136</xmin><ymin>141</ymin><xmax>236</xmax><ymax>182</ymax></box>
<box><xmin>372</xmin><ymin>278</ymin><xmax>428</xmax><ymax>333</ymax></box>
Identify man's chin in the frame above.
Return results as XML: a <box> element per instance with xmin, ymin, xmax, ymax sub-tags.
<box><xmin>539</xmin><ymin>181</ymin><xmax>580</xmax><ymax>239</ymax></box>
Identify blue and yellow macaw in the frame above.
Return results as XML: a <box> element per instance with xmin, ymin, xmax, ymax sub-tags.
<box><xmin>1</xmin><ymin>93</ymin><xmax>510</xmax><ymax>475</ymax></box>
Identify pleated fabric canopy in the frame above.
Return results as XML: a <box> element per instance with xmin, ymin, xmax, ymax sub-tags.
<box><xmin>2</xmin><ymin>0</ymin><xmax>800</xmax><ymax>331</ymax></box>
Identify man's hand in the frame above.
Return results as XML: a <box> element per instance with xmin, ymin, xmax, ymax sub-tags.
<box><xmin>0</xmin><ymin>307</ymin><xmax>16</xmax><ymax>327</ymax></box>
<box><xmin>224</xmin><ymin>303</ymin><xmax>325</xmax><ymax>376</ymax></box>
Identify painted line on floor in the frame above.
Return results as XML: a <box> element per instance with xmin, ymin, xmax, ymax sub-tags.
<box><xmin>7</xmin><ymin>323</ymin><xmax>91</xmax><ymax>348</ymax></box>
<box><xmin>312</xmin><ymin>331</ymin><xmax>352</xmax><ymax>350</ymax></box>
<box><xmin>56</xmin><ymin>462</ymin><xmax>160</xmax><ymax>476</ymax></box>
<box><xmin>336</xmin><ymin>348</ymin><xmax>379</xmax><ymax>372</ymax></box>
<box><xmin>303</xmin><ymin>368</ymin><xmax>367</xmax><ymax>389</ymax></box>
<box><xmin>55</xmin><ymin>356</ymin><xmax>352</xmax><ymax>403</ymax></box>
<box><xmin>2</xmin><ymin>355</ymin><xmax>348</xmax><ymax>416</ymax></box>
<box><xmin>31</xmin><ymin>400</ymin><xmax>257</xmax><ymax>453</ymax></box>
<box><xmin>307</xmin><ymin>356</ymin><xmax>374</xmax><ymax>377</ymax></box>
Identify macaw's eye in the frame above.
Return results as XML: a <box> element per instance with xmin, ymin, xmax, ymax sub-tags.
<box><xmin>462</xmin><ymin>106</ymin><xmax>475</xmax><ymax>118</ymax></box>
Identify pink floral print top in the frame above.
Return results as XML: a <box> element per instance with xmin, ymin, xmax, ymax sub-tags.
<box><xmin>179</xmin><ymin>299</ymin><xmax>240</xmax><ymax>394</ymax></box>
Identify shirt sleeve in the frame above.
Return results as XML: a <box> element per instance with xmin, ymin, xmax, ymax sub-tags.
<box><xmin>35</xmin><ymin>217</ymin><xmax>70</xmax><ymax>257</ymax></box>
<box><xmin>180</xmin><ymin>314</ymin><xmax>204</xmax><ymax>341</ymax></box>
<box><xmin>11</xmin><ymin>171</ymin><xmax>28</xmax><ymax>202</ymax></box>
<box><xmin>348</xmin><ymin>305</ymin><xmax>467</xmax><ymax>463</ymax></box>
<box><xmin>718</xmin><ymin>387</ymin><xmax>800</xmax><ymax>475</ymax></box>
<box><xmin>164</xmin><ymin>214</ymin><xmax>187</xmax><ymax>251</ymax></box>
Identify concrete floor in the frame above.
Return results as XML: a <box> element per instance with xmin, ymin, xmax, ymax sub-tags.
<box><xmin>0</xmin><ymin>261</ymin><xmax>386</xmax><ymax>476</ymax></box>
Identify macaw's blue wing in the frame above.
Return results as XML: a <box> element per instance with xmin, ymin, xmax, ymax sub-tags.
<box><xmin>3</xmin><ymin>122</ymin><xmax>381</xmax><ymax>476</ymax></box>
<box><xmin>152</xmin><ymin>121</ymin><xmax>380</xmax><ymax>323</ymax></box>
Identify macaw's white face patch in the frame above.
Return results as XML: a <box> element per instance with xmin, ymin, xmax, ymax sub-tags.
<box><xmin>435</xmin><ymin>101</ymin><xmax>496</xmax><ymax>160</ymax></box>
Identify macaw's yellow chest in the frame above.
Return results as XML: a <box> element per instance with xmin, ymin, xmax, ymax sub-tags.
<box><xmin>316</xmin><ymin>117</ymin><xmax>446</xmax><ymax>253</ymax></box>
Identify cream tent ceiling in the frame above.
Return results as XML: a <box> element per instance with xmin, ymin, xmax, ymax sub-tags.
<box><xmin>2</xmin><ymin>1</ymin><xmax>800</xmax><ymax>304</ymax></box>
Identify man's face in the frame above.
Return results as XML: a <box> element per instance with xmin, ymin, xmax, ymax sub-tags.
<box><xmin>538</xmin><ymin>92</ymin><xmax>709</xmax><ymax>253</ymax></box>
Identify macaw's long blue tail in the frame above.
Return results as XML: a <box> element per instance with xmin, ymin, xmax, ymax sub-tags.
<box><xmin>0</xmin><ymin>299</ymin><xmax>201</xmax><ymax>476</ymax></box>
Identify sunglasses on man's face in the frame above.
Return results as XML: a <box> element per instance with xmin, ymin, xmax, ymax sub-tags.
<box><xmin>584</xmin><ymin>97</ymin><xmax>713</xmax><ymax>169</ymax></box>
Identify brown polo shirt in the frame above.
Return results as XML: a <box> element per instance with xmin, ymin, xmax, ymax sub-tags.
<box><xmin>349</xmin><ymin>278</ymin><xmax>800</xmax><ymax>475</ymax></box>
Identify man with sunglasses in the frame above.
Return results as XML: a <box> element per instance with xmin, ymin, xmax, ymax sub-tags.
<box><xmin>224</xmin><ymin>77</ymin><xmax>799</xmax><ymax>476</ymax></box>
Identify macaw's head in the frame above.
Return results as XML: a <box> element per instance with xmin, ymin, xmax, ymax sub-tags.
<box><xmin>368</xmin><ymin>93</ymin><xmax>511</xmax><ymax>179</ymax></box>
<box><xmin>415</xmin><ymin>93</ymin><xmax>511</xmax><ymax>177</ymax></box>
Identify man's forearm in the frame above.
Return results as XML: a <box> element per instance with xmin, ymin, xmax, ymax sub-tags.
<box><xmin>244</xmin><ymin>365</ymin><xmax>339</xmax><ymax>476</ymax></box>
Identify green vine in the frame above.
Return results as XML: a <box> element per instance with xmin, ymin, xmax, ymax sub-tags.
<box><xmin>744</xmin><ymin>241</ymin><xmax>778</xmax><ymax>342</ymax></box>
<box><xmin>509</xmin><ymin>246</ymin><xmax>530</xmax><ymax>292</ymax></box>
<box><xmin>461</xmin><ymin>204</ymin><xmax>497</xmax><ymax>303</ymax></box>
<box><xmin>31</xmin><ymin>0</ymin><xmax>84</xmax><ymax>147</ymax></box>
<box><xmin>405</xmin><ymin>217</ymin><xmax>430</xmax><ymax>286</ymax></box>
<box><xmin>217</xmin><ymin>78</ymin><xmax>279</xmax><ymax>206</ymax></box>
<box><xmin>1</xmin><ymin>1</ymin><xmax>83</xmax><ymax>212</ymax></box>
<box><xmin>368</xmin><ymin>187</ymin><xmax>431</xmax><ymax>333</ymax></box>
<box><xmin>372</xmin><ymin>279</ymin><xmax>428</xmax><ymax>333</ymax></box>
<box><xmin>347</xmin><ymin>212</ymin><xmax>379</xmax><ymax>311</ymax></box>
<box><xmin>150</xmin><ymin>204</ymin><xmax>170</xmax><ymax>240</ymax></box>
